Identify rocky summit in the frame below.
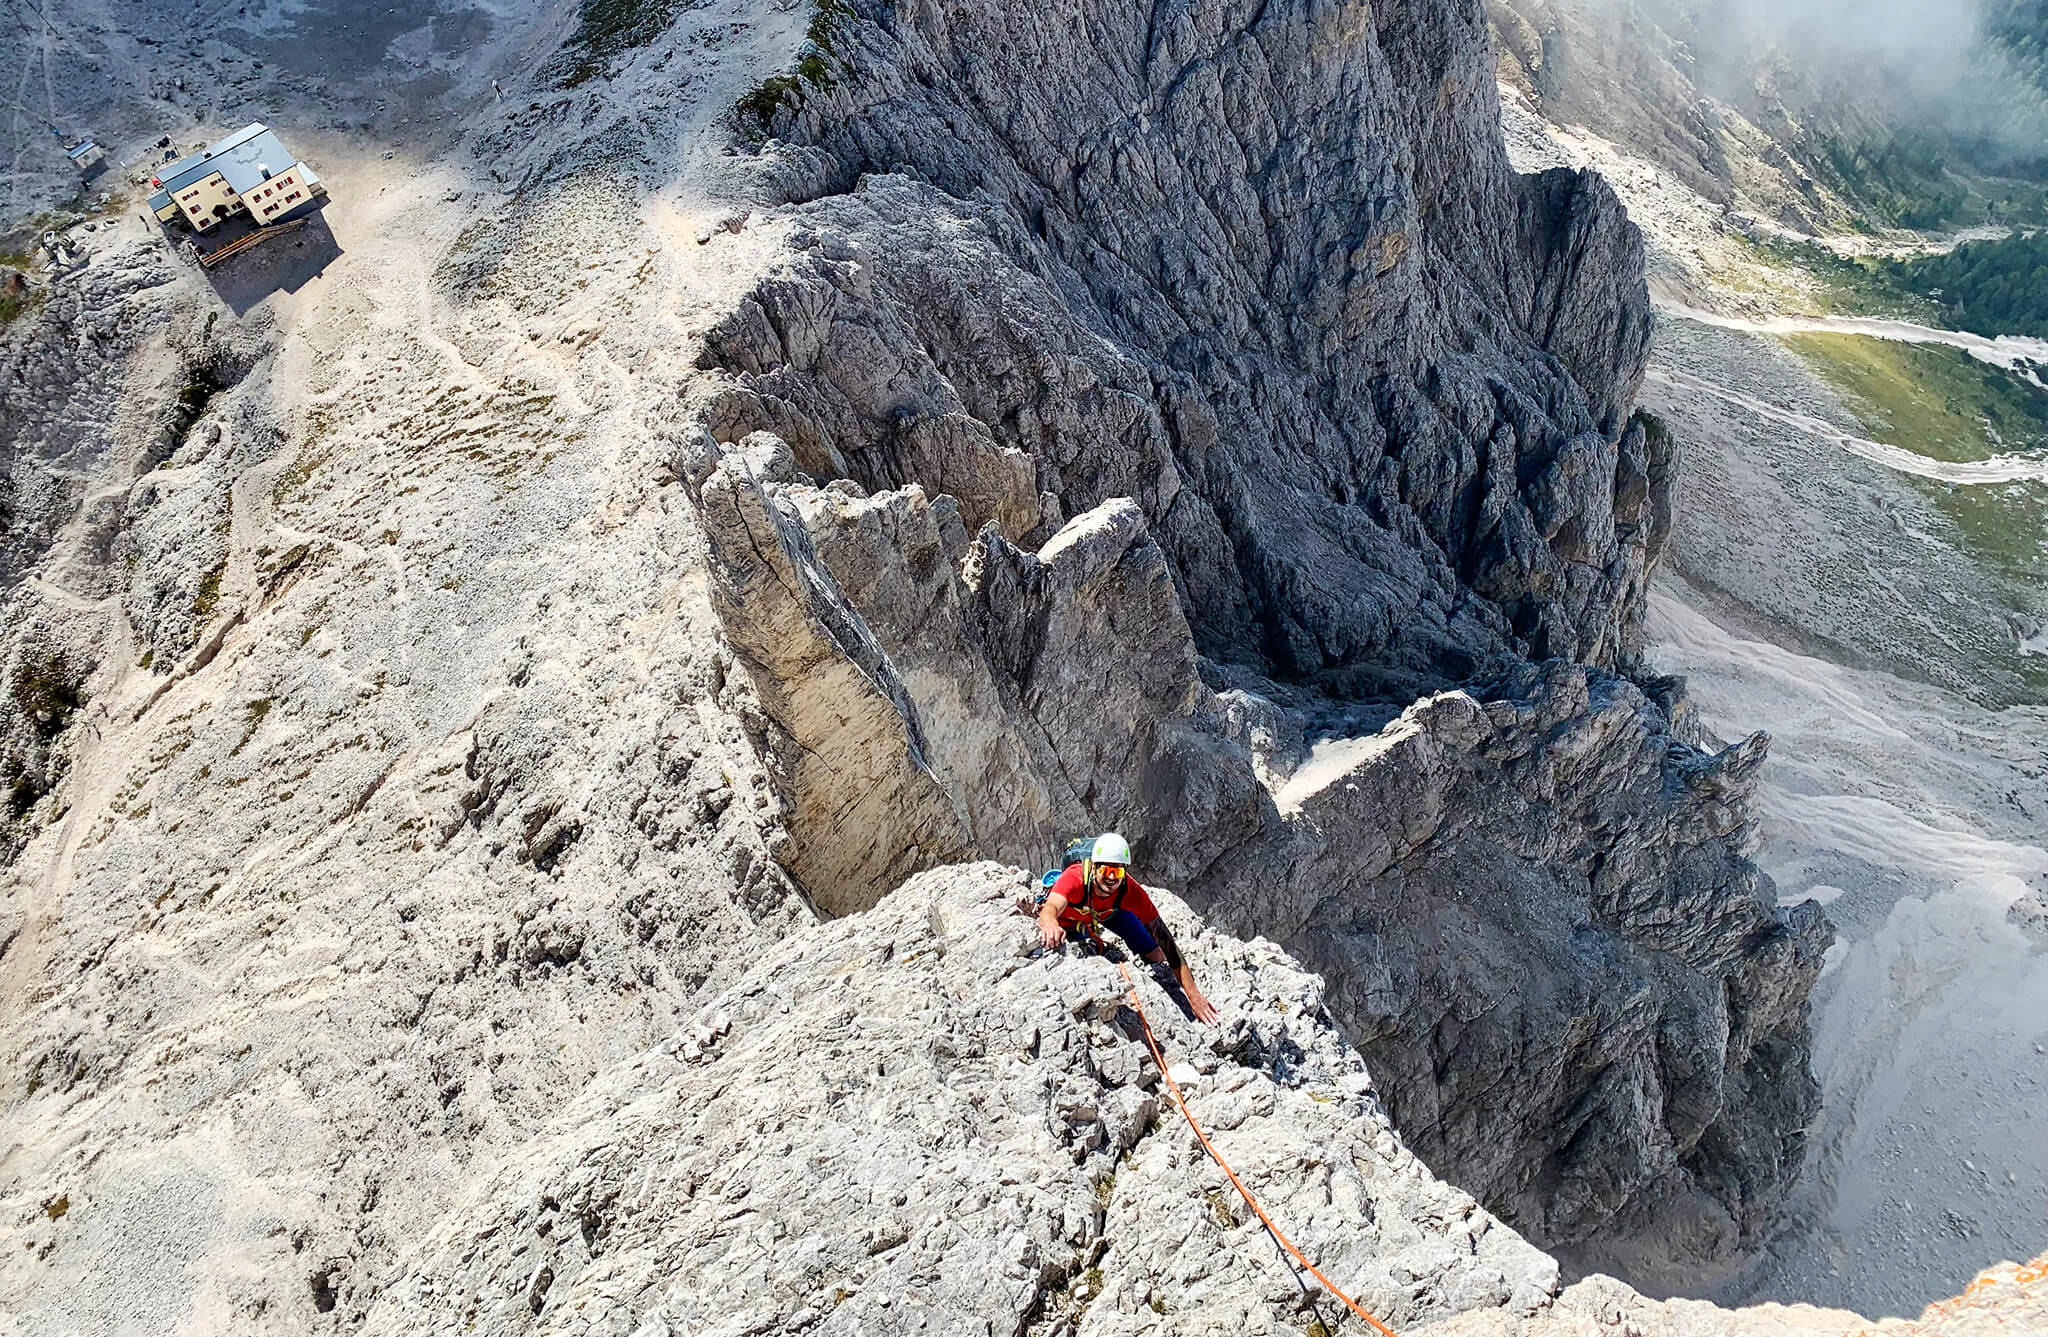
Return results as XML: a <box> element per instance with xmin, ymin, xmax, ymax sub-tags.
<box><xmin>0</xmin><ymin>0</ymin><xmax>1922</xmax><ymax>1333</ymax></box>
<box><xmin>371</xmin><ymin>865</ymin><xmax>1559</xmax><ymax>1336</ymax></box>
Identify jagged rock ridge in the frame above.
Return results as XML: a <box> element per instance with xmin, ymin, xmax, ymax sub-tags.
<box><xmin>710</xmin><ymin>0</ymin><xmax>1663</xmax><ymax>697</ymax></box>
<box><xmin>0</xmin><ymin>0</ymin><xmax>1827</xmax><ymax>1328</ymax></box>
<box><xmin>681</xmin><ymin>0</ymin><xmax>1829</xmax><ymax>1266</ymax></box>
<box><xmin>373</xmin><ymin>866</ymin><xmax>1561</xmax><ymax>1335</ymax></box>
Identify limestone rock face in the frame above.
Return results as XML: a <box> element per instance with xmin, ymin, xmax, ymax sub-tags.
<box><xmin>691</xmin><ymin>460</ymin><xmax>1823</xmax><ymax>1257</ymax></box>
<box><xmin>372</xmin><ymin>864</ymin><xmax>1562</xmax><ymax>1337</ymax></box>
<box><xmin>669</xmin><ymin>0</ymin><xmax>1820</xmax><ymax>1266</ymax></box>
<box><xmin>691</xmin><ymin>446</ymin><xmax>1268</xmax><ymax>889</ymax></box>
<box><xmin>1195</xmin><ymin>665</ymin><xmax>1829</xmax><ymax>1257</ymax></box>
<box><xmin>686</xmin><ymin>431</ymin><xmax>973</xmax><ymax>915</ymax></box>
<box><xmin>710</xmin><ymin>0</ymin><xmax>1661</xmax><ymax>700</ymax></box>
<box><xmin>694</xmin><ymin>433</ymin><xmax>1826</xmax><ymax>1254</ymax></box>
<box><xmin>0</xmin><ymin>0</ymin><xmax>1828</xmax><ymax>1326</ymax></box>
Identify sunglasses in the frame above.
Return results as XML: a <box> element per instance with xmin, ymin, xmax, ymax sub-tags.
<box><xmin>1096</xmin><ymin>865</ymin><xmax>1126</xmax><ymax>880</ymax></box>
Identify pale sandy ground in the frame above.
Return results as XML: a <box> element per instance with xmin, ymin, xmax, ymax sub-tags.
<box><xmin>1500</xmin><ymin>85</ymin><xmax>2048</xmax><ymax>1319</ymax></box>
<box><xmin>0</xmin><ymin>3</ymin><xmax>836</xmax><ymax>1331</ymax></box>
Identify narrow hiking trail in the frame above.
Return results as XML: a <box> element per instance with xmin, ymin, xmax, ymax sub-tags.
<box><xmin>1643</xmin><ymin>365</ymin><xmax>2048</xmax><ymax>486</ymax></box>
<box><xmin>1655</xmin><ymin>298</ymin><xmax>2048</xmax><ymax>384</ymax></box>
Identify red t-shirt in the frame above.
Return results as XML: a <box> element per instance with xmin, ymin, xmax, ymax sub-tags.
<box><xmin>1047</xmin><ymin>863</ymin><xmax>1157</xmax><ymax>929</ymax></box>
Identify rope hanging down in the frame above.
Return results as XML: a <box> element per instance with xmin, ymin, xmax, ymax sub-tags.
<box><xmin>1115</xmin><ymin>960</ymin><xmax>1402</xmax><ymax>1337</ymax></box>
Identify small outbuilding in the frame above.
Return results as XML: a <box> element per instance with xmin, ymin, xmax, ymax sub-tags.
<box><xmin>64</xmin><ymin>140</ymin><xmax>106</xmax><ymax>175</ymax></box>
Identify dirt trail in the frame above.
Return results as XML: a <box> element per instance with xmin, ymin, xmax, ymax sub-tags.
<box><xmin>1654</xmin><ymin>298</ymin><xmax>2048</xmax><ymax>383</ymax></box>
<box><xmin>1643</xmin><ymin>366</ymin><xmax>2048</xmax><ymax>485</ymax></box>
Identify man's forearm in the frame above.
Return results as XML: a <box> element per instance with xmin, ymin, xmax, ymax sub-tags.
<box><xmin>1153</xmin><ymin>920</ymin><xmax>1185</xmax><ymax>972</ymax></box>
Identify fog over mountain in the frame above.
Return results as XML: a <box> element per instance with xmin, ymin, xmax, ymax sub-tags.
<box><xmin>1699</xmin><ymin>0</ymin><xmax>2046</xmax><ymax>152</ymax></box>
<box><xmin>1494</xmin><ymin>0</ymin><xmax>2048</xmax><ymax>228</ymax></box>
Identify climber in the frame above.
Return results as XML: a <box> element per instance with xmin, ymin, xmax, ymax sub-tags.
<box><xmin>1038</xmin><ymin>833</ymin><xmax>1221</xmax><ymax>1025</ymax></box>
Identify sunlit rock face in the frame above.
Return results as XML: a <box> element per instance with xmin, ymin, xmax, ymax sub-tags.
<box><xmin>0</xmin><ymin>0</ymin><xmax>1826</xmax><ymax>1328</ymax></box>
<box><xmin>686</xmin><ymin>0</ymin><xmax>1824</xmax><ymax>1264</ymax></box>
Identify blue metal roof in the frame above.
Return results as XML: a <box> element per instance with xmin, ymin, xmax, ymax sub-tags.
<box><xmin>158</xmin><ymin>124</ymin><xmax>265</xmax><ymax>190</ymax></box>
<box><xmin>158</xmin><ymin>123</ymin><xmax>307</xmax><ymax>197</ymax></box>
<box><xmin>148</xmin><ymin>188</ymin><xmax>172</xmax><ymax>212</ymax></box>
<box><xmin>65</xmin><ymin>140</ymin><xmax>99</xmax><ymax>161</ymax></box>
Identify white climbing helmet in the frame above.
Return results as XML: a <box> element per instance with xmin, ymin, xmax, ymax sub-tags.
<box><xmin>1091</xmin><ymin>832</ymin><xmax>1132</xmax><ymax>867</ymax></box>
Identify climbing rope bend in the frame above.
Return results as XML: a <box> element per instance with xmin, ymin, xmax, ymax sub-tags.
<box><xmin>1115</xmin><ymin>960</ymin><xmax>1402</xmax><ymax>1337</ymax></box>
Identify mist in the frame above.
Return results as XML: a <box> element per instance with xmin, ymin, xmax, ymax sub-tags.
<box><xmin>1639</xmin><ymin>0</ymin><xmax>2048</xmax><ymax>176</ymax></box>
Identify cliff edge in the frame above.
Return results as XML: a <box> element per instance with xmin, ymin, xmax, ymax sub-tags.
<box><xmin>0</xmin><ymin>0</ymin><xmax>1829</xmax><ymax>1329</ymax></box>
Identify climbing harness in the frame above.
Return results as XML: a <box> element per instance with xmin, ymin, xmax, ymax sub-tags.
<box><xmin>1035</xmin><ymin>839</ymin><xmax>1133</xmax><ymax>941</ymax></box>
<box><xmin>1115</xmin><ymin>959</ymin><xmax>1402</xmax><ymax>1337</ymax></box>
<box><xmin>1063</xmin><ymin>862</ymin><xmax>1131</xmax><ymax>938</ymax></box>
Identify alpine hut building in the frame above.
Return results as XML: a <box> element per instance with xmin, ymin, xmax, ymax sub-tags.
<box><xmin>147</xmin><ymin>123</ymin><xmax>326</xmax><ymax>235</ymax></box>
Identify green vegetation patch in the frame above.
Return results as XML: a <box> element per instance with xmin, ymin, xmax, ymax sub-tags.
<box><xmin>1808</xmin><ymin>129</ymin><xmax>1984</xmax><ymax>231</ymax></box>
<box><xmin>5</xmin><ymin>763</ymin><xmax>40</xmax><ymax>819</ymax></box>
<box><xmin>736</xmin><ymin>0</ymin><xmax>855</xmax><ymax>130</ymax></box>
<box><xmin>1880</xmin><ymin>230</ymin><xmax>2048</xmax><ymax>339</ymax></box>
<box><xmin>0</xmin><ymin>280</ymin><xmax>40</xmax><ymax>331</ymax></box>
<box><xmin>161</xmin><ymin>361</ymin><xmax>230</xmax><ymax>461</ymax></box>
<box><xmin>1985</xmin><ymin>0</ymin><xmax>2048</xmax><ymax>98</ymax></box>
<box><xmin>193</xmin><ymin>559</ymin><xmax>227</xmax><ymax>618</ymax></box>
<box><xmin>1740</xmin><ymin>229</ymin><xmax>2048</xmax><ymax>342</ymax></box>
<box><xmin>551</xmin><ymin>0</ymin><xmax>683</xmax><ymax>87</ymax></box>
<box><xmin>1779</xmin><ymin>332</ymin><xmax>2048</xmax><ymax>462</ymax></box>
<box><xmin>1930</xmin><ymin>477</ymin><xmax>2048</xmax><ymax>590</ymax></box>
<box><xmin>1742</xmin><ymin>236</ymin><xmax>1942</xmax><ymax>322</ymax></box>
<box><xmin>1797</xmin><ymin>107</ymin><xmax>2048</xmax><ymax>233</ymax></box>
<box><xmin>1916</xmin><ymin>472</ymin><xmax>2048</xmax><ymax>701</ymax></box>
<box><xmin>13</xmin><ymin>657</ymin><xmax>82</xmax><ymax>740</ymax></box>
<box><xmin>271</xmin><ymin>452</ymin><xmax>319</xmax><ymax>502</ymax></box>
<box><xmin>232</xmin><ymin>698</ymin><xmax>274</xmax><ymax>756</ymax></box>
<box><xmin>1786</xmin><ymin>330</ymin><xmax>2048</xmax><ymax>699</ymax></box>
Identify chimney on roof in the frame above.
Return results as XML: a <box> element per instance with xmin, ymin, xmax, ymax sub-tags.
<box><xmin>260</xmin><ymin>165</ymin><xmax>272</xmax><ymax>179</ymax></box>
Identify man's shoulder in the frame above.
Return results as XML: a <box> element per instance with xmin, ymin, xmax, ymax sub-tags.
<box><xmin>1049</xmin><ymin>863</ymin><xmax>1087</xmax><ymax>897</ymax></box>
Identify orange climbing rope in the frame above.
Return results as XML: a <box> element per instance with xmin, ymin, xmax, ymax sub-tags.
<box><xmin>1116</xmin><ymin>960</ymin><xmax>1401</xmax><ymax>1337</ymax></box>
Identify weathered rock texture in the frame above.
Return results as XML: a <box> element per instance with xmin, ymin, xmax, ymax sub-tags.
<box><xmin>0</xmin><ymin>0</ymin><xmax>1829</xmax><ymax>1329</ymax></box>
<box><xmin>711</xmin><ymin>6</ymin><xmax>1663</xmax><ymax>698</ymax></box>
<box><xmin>1203</xmin><ymin>669</ymin><xmax>1828</xmax><ymax>1258</ymax></box>
<box><xmin>673</xmin><ymin>0</ymin><xmax>1827</xmax><ymax>1267</ymax></box>
<box><xmin>373</xmin><ymin>865</ymin><xmax>1561</xmax><ymax>1335</ymax></box>
<box><xmin>688</xmin><ymin>430</ymin><xmax>1826</xmax><ymax>1262</ymax></box>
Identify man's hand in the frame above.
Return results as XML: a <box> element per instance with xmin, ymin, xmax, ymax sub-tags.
<box><xmin>1184</xmin><ymin>981</ymin><xmax>1220</xmax><ymax>1026</ymax></box>
<box><xmin>1038</xmin><ymin>895</ymin><xmax>1068</xmax><ymax>951</ymax></box>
